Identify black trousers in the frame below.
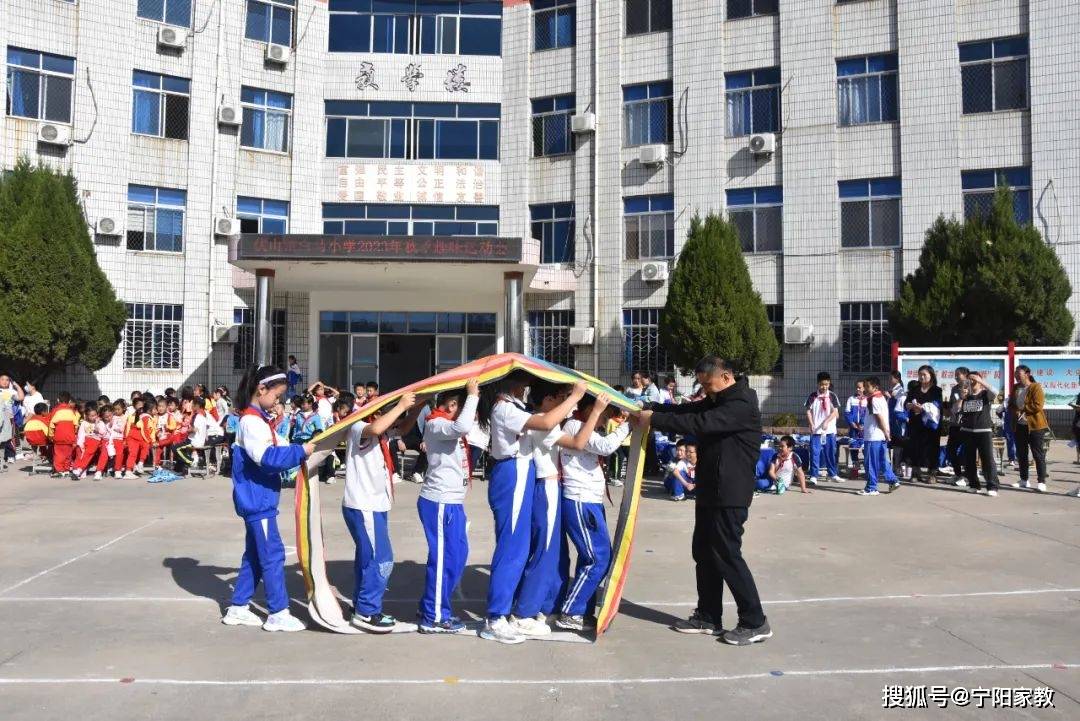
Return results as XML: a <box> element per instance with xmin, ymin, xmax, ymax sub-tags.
<box><xmin>692</xmin><ymin>504</ymin><xmax>766</xmax><ymax>629</ymax></box>
<box><xmin>961</xmin><ymin>430</ymin><xmax>998</xmax><ymax>490</ymax></box>
<box><xmin>945</xmin><ymin>426</ymin><xmax>965</xmax><ymax>475</ymax></box>
<box><xmin>1015</xmin><ymin>425</ymin><xmax>1047</xmax><ymax>483</ymax></box>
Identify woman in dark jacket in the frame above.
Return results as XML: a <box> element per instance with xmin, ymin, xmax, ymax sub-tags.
<box><xmin>904</xmin><ymin>365</ymin><xmax>944</xmax><ymax>483</ymax></box>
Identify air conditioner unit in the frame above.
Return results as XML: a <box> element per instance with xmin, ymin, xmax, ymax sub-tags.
<box><xmin>641</xmin><ymin>261</ymin><xmax>669</xmax><ymax>283</ymax></box>
<box><xmin>568</xmin><ymin>327</ymin><xmax>595</xmax><ymax>346</ymax></box>
<box><xmin>37</xmin><ymin>122</ymin><xmax>72</xmax><ymax>146</ymax></box>
<box><xmin>217</xmin><ymin>102</ymin><xmax>241</xmax><ymax>126</ymax></box>
<box><xmin>265</xmin><ymin>43</ymin><xmax>291</xmax><ymax>64</ymax></box>
<box><xmin>784</xmin><ymin>323</ymin><xmax>814</xmax><ymax>345</ymax></box>
<box><xmin>96</xmin><ymin>217</ymin><xmax>120</xmax><ymax>236</ymax></box>
<box><xmin>748</xmin><ymin>132</ymin><xmax>776</xmax><ymax>157</ymax></box>
<box><xmin>213</xmin><ymin>324</ymin><xmax>239</xmax><ymax>344</ymax></box>
<box><xmin>639</xmin><ymin>144</ymin><xmax>668</xmax><ymax>166</ymax></box>
<box><xmin>570</xmin><ymin>112</ymin><xmax>596</xmax><ymax>134</ymax></box>
<box><xmin>215</xmin><ymin>216</ymin><xmax>241</xmax><ymax>237</ymax></box>
<box><xmin>157</xmin><ymin>25</ymin><xmax>186</xmax><ymax>50</ymax></box>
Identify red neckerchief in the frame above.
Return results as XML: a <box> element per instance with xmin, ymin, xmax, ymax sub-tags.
<box><xmin>241</xmin><ymin>406</ymin><xmax>279</xmax><ymax>446</ymax></box>
<box><xmin>428</xmin><ymin>407</ymin><xmax>473</xmax><ymax>484</ymax></box>
<box><xmin>816</xmin><ymin>391</ymin><xmax>832</xmax><ymax>414</ymax></box>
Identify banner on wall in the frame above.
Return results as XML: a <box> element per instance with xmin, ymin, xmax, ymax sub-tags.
<box><xmin>1015</xmin><ymin>357</ymin><xmax>1080</xmax><ymax>409</ymax></box>
<box><xmin>898</xmin><ymin>356</ymin><xmax>1007</xmax><ymax>400</ymax></box>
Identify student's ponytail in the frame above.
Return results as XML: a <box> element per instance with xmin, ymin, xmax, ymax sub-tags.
<box><xmin>237</xmin><ymin>364</ymin><xmax>287</xmax><ymax>409</ymax></box>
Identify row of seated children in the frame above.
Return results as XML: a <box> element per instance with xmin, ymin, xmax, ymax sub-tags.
<box><xmin>663</xmin><ymin>439</ymin><xmax>697</xmax><ymax>501</ymax></box>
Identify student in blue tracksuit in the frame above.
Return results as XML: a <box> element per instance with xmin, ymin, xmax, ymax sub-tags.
<box><xmin>804</xmin><ymin>372</ymin><xmax>841</xmax><ymax>484</ymax></box>
<box><xmin>859</xmin><ymin>376</ymin><xmax>900</xmax><ymax>496</ymax></box>
<box><xmin>556</xmin><ymin>393</ymin><xmax>626</xmax><ymax>631</ymax></box>
<box><xmin>417</xmin><ymin>378</ymin><xmax>480</xmax><ymax>634</ymax></box>
<box><xmin>476</xmin><ymin>371</ymin><xmax>586</xmax><ymax>644</ymax></box>
<box><xmin>221</xmin><ymin>364</ymin><xmax>314</xmax><ymax>633</ymax></box>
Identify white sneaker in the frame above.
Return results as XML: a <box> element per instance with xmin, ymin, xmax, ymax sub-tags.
<box><xmin>986</xmin><ymin>490</ymin><xmax>998</xmax><ymax>497</ymax></box>
<box><xmin>391</xmin><ymin>473</ymin><xmax>402</xmax><ymax>484</ymax></box>
<box><xmin>829</xmin><ymin>475</ymin><xmax>844</xmax><ymax>483</ymax></box>
<box><xmin>955</xmin><ymin>478</ymin><xmax>968</xmax><ymax>488</ymax></box>
<box><xmin>1011</xmin><ymin>481</ymin><xmax>1030</xmax><ymax>489</ymax></box>
<box><xmin>410</xmin><ymin>472</ymin><xmax>423</xmax><ymax>484</ymax></box>
<box><xmin>113</xmin><ymin>471</ymin><xmax>122</xmax><ymax>478</ymax></box>
<box><xmin>262</xmin><ymin>610</ymin><xmax>306</xmax><ymax>632</ymax></box>
<box><xmin>937</xmin><ymin>467</ymin><xmax>955</xmax><ymax>476</ymax></box>
<box><xmin>806</xmin><ymin>477</ymin><xmax>818</xmax><ymax>487</ymax></box>
<box><xmin>479</xmin><ymin>616</ymin><xmax>525</xmax><ymax>644</ymax></box>
<box><xmin>93</xmin><ymin>471</ymin><xmax>102</xmax><ymax>481</ymax></box>
<box><xmin>857</xmin><ymin>489</ymin><xmax>880</xmax><ymax>496</ymax></box>
<box><xmin>511</xmin><ymin>614</ymin><xmax>551</xmax><ymax>637</ymax></box>
<box><xmin>135</xmin><ymin>463</ymin><xmax>145</xmax><ymax>474</ymax></box>
<box><xmin>324</xmin><ymin>477</ymin><xmax>336</xmax><ymax>485</ymax></box>
<box><xmin>221</xmin><ymin>605</ymin><xmax>263</xmax><ymax>627</ymax></box>
<box><xmin>123</xmin><ymin>471</ymin><xmax>135</xmax><ymax>480</ymax></box>
<box><xmin>1036</xmin><ymin>482</ymin><xmax>1047</xmax><ymax>493</ymax></box>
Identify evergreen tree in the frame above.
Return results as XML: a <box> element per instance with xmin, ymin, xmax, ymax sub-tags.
<box><xmin>660</xmin><ymin>213</ymin><xmax>780</xmax><ymax>375</ymax></box>
<box><xmin>0</xmin><ymin>159</ymin><xmax>126</xmax><ymax>383</ymax></box>
<box><xmin>890</xmin><ymin>187</ymin><xmax>1073</xmax><ymax>346</ymax></box>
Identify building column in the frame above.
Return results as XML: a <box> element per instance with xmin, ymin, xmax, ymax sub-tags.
<box><xmin>254</xmin><ymin>269</ymin><xmax>275</xmax><ymax>367</ymax></box>
<box><xmin>503</xmin><ymin>271</ymin><xmax>524</xmax><ymax>354</ymax></box>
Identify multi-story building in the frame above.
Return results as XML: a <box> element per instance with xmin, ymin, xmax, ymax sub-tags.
<box><xmin>2</xmin><ymin>0</ymin><xmax>1077</xmax><ymax>415</ymax></box>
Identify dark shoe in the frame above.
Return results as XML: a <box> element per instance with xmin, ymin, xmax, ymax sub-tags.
<box><xmin>672</xmin><ymin>609</ymin><xmax>721</xmax><ymax>635</ymax></box>
<box><xmin>350</xmin><ymin>612</ymin><xmax>397</xmax><ymax>634</ymax></box>
<box><xmin>721</xmin><ymin>619</ymin><xmax>772</xmax><ymax>646</ymax></box>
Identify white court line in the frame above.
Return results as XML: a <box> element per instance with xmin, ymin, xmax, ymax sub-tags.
<box><xmin>0</xmin><ymin>519</ymin><xmax>161</xmax><ymax>596</ymax></box>
<box><xmin>0</xmin><ymin>662</ymin><xmax>1075</xmax><ymax>686</ymax></box>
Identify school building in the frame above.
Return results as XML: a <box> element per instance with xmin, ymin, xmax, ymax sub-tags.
<box><xmin>3</xmin><ymin>0</ymin><xmax>1078</xmax><ymax>414</ymax></box>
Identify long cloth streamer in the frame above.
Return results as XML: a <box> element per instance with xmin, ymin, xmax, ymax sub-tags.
<box><xmin>294</xmin><ymin>352</ymin><xmax>648</xmax><ymax>639</ymax></box>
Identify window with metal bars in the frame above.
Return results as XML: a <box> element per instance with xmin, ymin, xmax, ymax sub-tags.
<box><xmin>961</xmin><ymin>167</ymin><xmax>1031</xmax><ymax>225</ymax></box>
<box><xmin>241</xmin><ymin>87</ymin><xmax>291</xmax><ymax>153</ymax></box>
<box><xmin>624</xmin><ymin>194</ymin><xmax>674</xmax><ymax>259</ymax></box>
<box><xmin>766</xmin><ymin>304</ymin><xmax>783</xmax><ymax>374</ymax></box>
<box><xmin>534</xmin><ymin>0</ymin><xmax>575</xmax><ymax>50</ymax></box>
<box><xmin>325</xmin><ymin>100</ymin><xmax>499</xmax><ymax>160</ymax></box>
<box><xmin>5</xmin><ymin>47</ymin><xmax>75</xmax><ymax>123</ymax></box>
<box><xmin>840</xmin><ymin>302</ymin><xmax>892</xmax><ymax>373</ymax></box>
<box><xmin>246</xmin><ymin>0</ymin><xmax>295</xmax><ymax>46</ymax></box>
<box><xmin>726</xmin><ymin>0</ymin><xmax>777</xmax><ymax>20</ymax></box>
<box><xmin>137</xmin><ymin>0</ymin><xmax>192</xmax><ymax>27</ymax></box>
<box><xmin>127</xmin><ymin>185</ymin><xmax>186</xmax><ymax>253</ymax></box>
<box><xmin>322</xmin><ymin>203</ymin><xmax>499</xmax><ymax>236</ymax></box>
<box><xmin>625</xmin><ymin>0</ymin><xmax>671</xmax><ymax>35</ymax></box>
<box><xmin>725</xmin><ymin>67</ymin><xmax>780</xmax><ymax>137</ymax></box>
<box><xmin>233</xmin><ymin>307</ymin><xmax>288</xmax><ymax>371</ymax></box>
<box><xmin>532</xmin><ymin>94</ymin><xmax>575</xmax><ymax>157</ymax></box>
<box><xmin>839</xmin><ymin>178</ymin><xmax>901</xmax><ymax>249</ymax></box>
<box><xmin>328</xmin><ymin>1</ymin><xmax>502</xmax><ymax>56</ymax></box>
<box><xmin>531</xmin><ymin>203</ymin><xmax>575</xmax><ymax>264</ymax></box>
<box><xmin>528</xmin><ymin>310</ymin><xmax>575</xmax><ymax>367</ymax></box>
<box><xmin>726</xmin><ymin>186</ymin><xmax>782</xmax><ymax>253</ymax></box>
<box><xmin>623</xmin><ymin>81</ymin><xmax>673</xmax><ymax>147</ymax></box>
<box><xmin>960</xmin><ymin>36</ymin><xmax>1028</xmax><ymax>114</ymax></box>
<box><xmin>623</xmin><ymin>308</ymin><xmax>671</xmax><ymax>375</ymax></box>
<box><xmin>132</xmin><ymin>70</ymin><xmax>190</xmax><ymax>140</ymax></box>
<box><xmin>124</xmin><ymin>303</ymin><xmax>183</xmax><ymax>370</ymax></box>
<box><xmin>237</xmin><ymin>197</ymin><xmax>289</xmax><ymax>234</ymax></box>
<box><xmin>837</xmin><ymin>54</ymin><xmax>898</xmax><ymax>126</ymax></box>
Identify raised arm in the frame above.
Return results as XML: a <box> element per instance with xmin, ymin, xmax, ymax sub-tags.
<box><xmin>645</xmin><ymin>397</ymin><xmax>758</xmax><ymax>437</ymax></box>
<box><xmin>362</xmin><ymin>392</ymin><xmax>417</xmax><ymax>438</ymax></box>
<box><xmin>425</xmin><ymin>383</ymin><xmax>480</xmax><ymax>440</ymax></box>
<box><xmin>555</xmin><ymin>394</ymin><xmax>613</xmax><ymax>451</ymax></box>
<box><xmin>522</xmin><ymin>381</ymin><xmax>587</xmax><ymax>431</ymax></box>
<box><xmin>581</xmin><ymin>415</ymin><xmax>631</xmax><ymax>456</ymax></box>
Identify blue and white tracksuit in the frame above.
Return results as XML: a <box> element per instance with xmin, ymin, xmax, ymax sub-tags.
<box><xmin>342</xmin><ymin>420</ymin><xmax>395</xmax><ymax>617</ymax></box>
<box><xmin>862</xmin><ymin>393</ymin><xmax>899</xmax><ymax>492</ymax></box>
<box><xmin>417</xmin><ymin>395</ymin><xmax>478</xmax><ymax>626</ymax></box>
<box><xmin>514</xmin><ymin>427</ymin><xmax>566</xmax><ymax>619</ymax></box>
<box><xmin>805</xmin><ymin>390</ymin><xmax>841</xmax><ymax>478</ymax></box>
<box><xmin>559</xmin><ymin>418</ymin><xmax>629</xmax><ymax>617</ymax></box>
<box><xmin>229</xmin><ymin>407</ymin><xmax>308</xmax><ymax>614</ymax></box>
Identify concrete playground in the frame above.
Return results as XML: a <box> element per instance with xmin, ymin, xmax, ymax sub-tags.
<box><xmin>0</xmin><ymin>445</ymin><xmax>1078</xmax><ymax>720</ymax></box>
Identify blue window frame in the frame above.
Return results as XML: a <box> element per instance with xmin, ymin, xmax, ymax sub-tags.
<box><xmin>837</xmin><ymin>53</ymin><xmax>898</xmax><ymax>126</ymax></box>
<box><xmin>5</xmin><ymin>47</ymin><xmax>75</xmax><ymax>123</ymax></box>
<box><xmin>962</xmin><ymin>167</ymin><xmax>1031</xmax><ymax>225</ymax></box>
<box><xmin>531</xmin><ymin>203</ymin><xmax>575</xmax><ymax>264</ymax></box>
<box><xmin>534</xmin><ymin>0</ymin><xmax>575</xmax><ymax>51</ymax></box>
<box><xmin>322</xmin><ymin>203</ymin><xmax>499</xmax><ymax>236</ymax></box>
<box><xmin>532</xmin><ymin>95</ymin><xmax>575</xmax><ymax>157</ymax></box>
<box><xmin>328</xmin><ymin>1</ymin><xmax>502</xmax><ymax>56</ymax></box>
<box><xmin>726</xmin><ymin>186</ymin><xmax>782</xmax><ymax>253</ymax></box>
<box><xmin>529</xmin><ymin>310</ymin><xmax>575</xmax><ymax>367</ymax></box>
<box><xmin>237</xmin><ymin>197</ymin><xmax>289</xmax><ymax>234</ymax></box>
<box><xmin>127</xmin><ymin>185</ymin><xmax>186</xmax><ymax>253</ymax></box>
<box><xmin>245</xmin><ymin>0</ymin><xmax>295</xmax><ymax>46</ymax></box>
<box><xmin>624</xmin><ymin>194</ymin><xmax>674</xmax><ymax>259</ymax></box>
<box><xmin>137</xmin><ymin>0</ymin><xmax>192</xmax><ymax>27</ymax></box>
<box><xmin>725</xmin><ymin>67</ymin><xmax>780</xmax><ymax>137</ymax></box>
<box><xmin>623</xmin><ymin>81</ymin><xmax>673</xmax><ymax>147</ymax></box>
<box><xmin>241</xmin><ymin>86</ymin><xmax>292</xmax><ymax>152</ymax></box>
<box><xmin>839</xmin><ymin>178</ymin><xmax>901</xmax><ymax>248</ymax></box>
<box><xmin>727</xmin><ymin>0</ymin><xmax>777</xmax><ymax>20</ymax></box>
<box><xmin>959</xmin><ymin>36</ymin><xmax>1028</xmax><ymax>114</ymax></box>
<box><xmin>623</xmin><ymin>308</ymin><xmax>671</xmax><ymax>374</ymax></box>
<box><xmin>325</xmin><ymin>100</ymin><xmax>499</xmax><ymax>160</ymax></box>
<box><xmin>626</xmin><ymin>0</ymin><xmax>671</xmax><ymax>36</ymax></box>
<box><xmin>132</xmin><ymin>70</ymin><xmax>190</xmax><ymax>140</ymax></box>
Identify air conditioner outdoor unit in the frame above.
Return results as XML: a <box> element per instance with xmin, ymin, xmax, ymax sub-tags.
<box><xmin>37</xmin><ymin>122</ymin><xmax>72</xmax><ymax>146</ymax></box>
<box><xmin>217</xmin><ymin>102</ymin><xmax>241</xmax><ymax>126</ymax></box>
<box><xmin>213</xmin><ymin>324</ymin><xmax>239</xmax><ymax>344</ymax></box>
<box><xmin>749</xmin><ymin>132</ymin><xmax>776</xmax><ymax>156</ymax></box>
<box><xmin>265</xmin><ymin>43</ymin><xmax>291</xmax><ymax>64</ymax></box>
<box><xmin>641</xmin><ymin>261</ymin><xmax>669</xmax><ymax>283</ymax></box>
<box><xmin>639</xmin><ymin>144</ymin><xmax>668</xmax><ymax>166</ymax></box>
<box><xmin>570</xmin><ymin>112</ymin><xmax>596</xmax><ymax>134</ymax></box>
<box><xmin>215</xmin><ymin>216</ymin><xmax>241</xmax><ymax>237</ymax></box>
<box><xmin>784</xmin><ymin>323</ymin><xmax>814</xmax><ymax>345</ymax></box>
<box><xmin>157</xmin><ymin>25</ymin><xmax>186</xmax><ymax>50</ymax></box>
<box><xmin>96</xmin><ymin>217</ymin><xmax>120</xmax><ymax>236</ymax></box>
<box><xmin>568</xmin><ymin>327</ymin><xmax>595</xmax><ymax>346</ymax></box>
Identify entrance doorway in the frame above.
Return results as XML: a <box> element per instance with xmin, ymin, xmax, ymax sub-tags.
<box><xmin>378</xmin><ymin>335</ymin><xmax>434</xmax><ymax>391</ymax></box>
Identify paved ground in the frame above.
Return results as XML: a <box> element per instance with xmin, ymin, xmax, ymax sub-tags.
<box><xmin>1</xmin><ymin>445</ymin><xmax>1078</xmax><ymax>721</ymax></box>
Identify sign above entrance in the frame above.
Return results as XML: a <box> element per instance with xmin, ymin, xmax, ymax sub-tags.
<box><xmin>336</xmin><ymin>163</ymin><xmax>493</xmax><ymax>204</ymax></box>
<box><xmin>231</xmin><ymin>234</ymin><xmax>522</xmax><ymax>263</ymax></box>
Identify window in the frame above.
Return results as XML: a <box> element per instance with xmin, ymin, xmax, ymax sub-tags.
<box><xmin>623</xmin><ymin>81</ymin><xmax>672</xmax><ymax>147</ymax></box>
<box><xmin>532</xmin><ymin>95</ymin><xmax>574</xmax><ymax>157</ymax></box>
<box><xmin>626</xmin><ymin>0</ymin><xmax>671</xmax><ymax>35</ymax></box>
<box><xmin>328</xmin><ymin>0</ymin><xmax>502</xmax><ymax>56</ymax></box>
<box><xmin>529</xmin><ymin>310</ymin><xmax>575</xmax><ymax>368</ymax></box>
<box><xmin>960</xmin><ymin>36</ymin><xmax>1028</xmax><ymax>114</ymax></box>
<box><xmin>132</xmin><ymin>70</ymin><xmax>190</xmax><ymax>140</ymax></box>
<box><xmin>325</xmin><ymin>100</ymin><xmax>499</xmax><ymax>160</ymax></box>
<box><xmin>766</xmin><ymin>304</ymin><xmax>783</xmax><ymax>374</ymax></box>
<box><xmin>5</xmin><ymin>47</ymin><xmax>75</xmax><ymax>123</ymax></box>
<box><xmin>841</xmin><ymin>302</ymin><xmax>892</xmax><ymax>373</ymax></box>
<box><xmin>839</xmin><ymin>178</ymin><xmax>901</xmax><ymax>248</ymax></box>
<box><xmin>124</xmin><ymin>303</ymin><xmax>183</xmax><ymax>370</ymax></box>
<box><xmin>241</xmin><ymin>86</ymin><xmax>291</xmax><ymax>152</ymax></box>
<box><xmin>727</xmin><ymin>0</ymin><xmax>778</xmax><ymax>20</ymax></box>
<box><xmin>725</xmin><ymin>67</ymin><xmax>780</xmax><ymax>137</ymax></box>
<box><xmin>534</xmin><ymin>0</ymin><xmax>575</xmax><ymax>51</ymax></box>
<box><xmin>137</xmin><ymin>0</ymin><xmax>192</xmax><ymax>27</ymax></box>
<box><xmin>531</xmin><ymin>203</ymin><xmax>575</xmax><ymax>264</ymax></box>
<box><xmin>837</xmin><ymin>54</ymin><xmax>898</xmax><ymax>126</ymax></box>
<box><xmin>323</xmin><ymin>203</ymin><xmax>499</xmax><ymax>236</ymax></box>
<box><xmin>233</xmin><ymin>307</ymin><xmax>287</xmax><ymax>370</ymax></box>
<box><xmin>623</xmin><ymin>308</ymin><xmax>671</xmax><ymax>375</ymax></box>
<box><xmin>246</xmin><ymin>0</ymin><xmax>295</xmax><ymax>46</ymax></box>
<box><xmin>962</xmin><ymin>167</ymin><xmax>1031</xmax><ymax>225</ymax></box>
<box><xmin>237</xmin><ymin>197</ymin><xmax>289</xmax><ymax>234</ymax></box>
<box><xmin>624</xmin><ymin>194</ymin><xmax>674</xmax><ymax>259</ymax></box>
<box><xmin>726</xmin><ymin>186</ymin><xmax>782</xmax><ymax>253</ymax></box>
<box><xmin>127</xmin><ymin>185</ymin><xmax>186</xmax><ymax>253</ymax></box>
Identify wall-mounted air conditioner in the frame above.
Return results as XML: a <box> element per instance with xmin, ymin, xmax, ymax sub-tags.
<box><xmin>37</xmin><ymin>122</ymin><xmax>72</xmax><ymax>146</ymax></box>
<box><xmin>784</xmin><ymin>323</ymin><xmax>814</xmax><ymax>345</ymax></box>
<box><xmin>265</xmin><ymin>43</ymin><xmax>291</xmax><ymax>65</ymax></box>
<box><xmin>157</xmin><ymin>25</ymin><xmax>186</xmax><ymax>50</ymax></box>
<box><xmin>217</xmin><ymin>102</ymin><xmax>241</xmax><ymax>127</ymax></box>
<box><xmin>96</xmin><ymin>217</ymin><xmax>120</xmax><ymax>236</ymax></box>
<box><xmin>639</xmin><ymin>144</ymin><xmax>668</xmax><ymax>166</ymax></box>
<box><xmin>641</xmin><ymin>261</ymin><xmax>669</xmax><ymax>282</ymax></box>
<box><xmin>215</xmin><ymin>216</ymin><xmax>240</xmax><ymax>237</ymax></box>
<box><xmin>749</xmin><ymin>132</ymin><xmax>776</xmax><ymax>157</ymax></box>
<box><xmin>571</xmin><ymin>113</ymin><xmax>596</xmax><ymax>134</ymax></box>
<box><xmin>569</xmin><ymin>327</ymin><xmax>595</xmax><ymax>345</ymax></box>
